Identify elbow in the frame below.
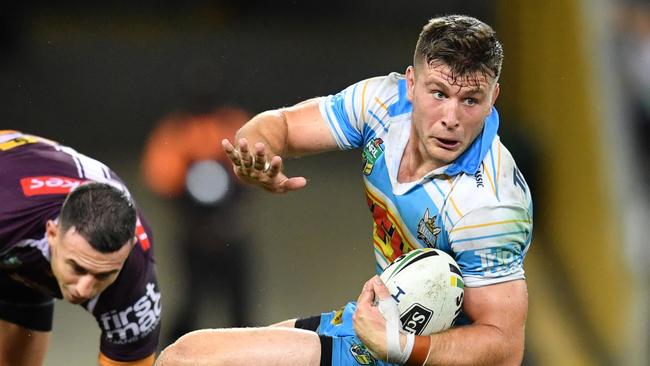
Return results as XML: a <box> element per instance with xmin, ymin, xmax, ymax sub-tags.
<box><xmin>503</xmin><ymin>329</ymin><xmax>525</xmax><ymax>366</ymax></box>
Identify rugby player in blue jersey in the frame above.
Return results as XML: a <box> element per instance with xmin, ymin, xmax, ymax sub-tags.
<box><xmin>158</xmin><ymin>14</ymin><xmax>532</xmax><ymax>366</ymax></box>
<box><xmin>0</xmin><ymin>131</ymin><xmax>161</xmax><ymax>366</ymax></box>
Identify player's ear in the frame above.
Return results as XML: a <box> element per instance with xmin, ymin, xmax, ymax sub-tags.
<box><xmin>45</xmin><ymin>220</ymin><xmax>59</xmax><ymax>248</ymax></box>
<box><xmin>406</xmin><ymin>66</ymin><xmax>416</xmax><ymax>101</ymax></box>
<box><xmin>491</xmin><ymin>82</ymin><xmax>500</xmax><ymax>105</ymax></box>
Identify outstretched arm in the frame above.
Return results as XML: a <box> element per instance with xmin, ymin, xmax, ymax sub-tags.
<box><xmin>222</xmin><ymin>98</ymin><xmax>338</xmax><ymax>193</ymax></box>
<box><xmin>354</xmin><ymin>276</ymin><xmax>528</xmax><ymax>366</ymax></box>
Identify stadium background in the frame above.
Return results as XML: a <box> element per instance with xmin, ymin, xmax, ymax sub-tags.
<box><xmin>1</xmin><ymin>1</ymin><xmax>648</xmax><ymax>365</ymax></box>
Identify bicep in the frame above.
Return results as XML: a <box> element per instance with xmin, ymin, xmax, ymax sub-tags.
<box><xmin>463</xmin><ymin>279</ymin><xmax>528</xmax><ymax>340</ymax></box>
<box><xmin>282</xmin><ymin>98</ymin><xmax>338</xmax><ymax>155</ymax></box>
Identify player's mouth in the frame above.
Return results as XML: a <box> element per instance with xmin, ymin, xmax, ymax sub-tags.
<box><xmin>66</xmin><ymin>290</ymin><xmax>87</xmax><ymax>304</ymax></box>
<box><xmin>68</xmin><ymin>295</ymin><xmax>85</xmax><ymax>304</ymax></box>
<box><xmin>433</xmin><ymin>136</ymin><xmax>460</xmax><ymax>150</ymax></box>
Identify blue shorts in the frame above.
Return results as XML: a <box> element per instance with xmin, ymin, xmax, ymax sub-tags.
<box><xmin>296</xmin><ymin>302</ymin><xmax>398</xmax><ymax>366</ymax></box>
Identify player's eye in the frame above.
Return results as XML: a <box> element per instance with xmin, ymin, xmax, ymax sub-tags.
<box><xmin>72</xmin><ymin>265</ymin><xmax>86</xmax><ymax>275</ymax></box>
<box><xmin>432</xmin><ymin>91</ymin><xmax>445</xmax><ymax>100</ymax></box>
<box><xmin>464</xmin><ymin>98</ymin><xmax>478</xmax><ymax>106</ymax></box>
<box><xmin>95</xmin><ymin>273</ymin><xmax>112</xmax><ymax>281</ymax></box>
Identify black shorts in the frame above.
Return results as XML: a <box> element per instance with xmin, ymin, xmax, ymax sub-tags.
<box><xmin>295</xmin><ymin>315</ymin><xmax>332</xmax><ymax>366</ymax></box>
<box><xmin>0</xmin><ymin>271</ymin><xmax>54</xmax><ymax>331</ymax></box>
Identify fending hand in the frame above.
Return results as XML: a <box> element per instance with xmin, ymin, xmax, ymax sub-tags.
<box><xmin>221</xmin><ymin>137</ymin><xmax>307</xmax><ymax>193</ymax></box>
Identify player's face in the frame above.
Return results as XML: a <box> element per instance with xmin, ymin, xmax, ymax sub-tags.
<box><xmin>406</xmin><ymin>61</ymin><xmax>499</xmax><ymax>169</ymax></box>
<box><xmin>46</xmin><ymin>221</ymin><xmax>133</xmax><ymax>304</ymax></box>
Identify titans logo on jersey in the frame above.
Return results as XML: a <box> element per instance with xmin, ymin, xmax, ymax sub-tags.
<box><xmin>417</xmin><ymin>209</ymin><xmax>441</xmax><ymax>248</ymax></box>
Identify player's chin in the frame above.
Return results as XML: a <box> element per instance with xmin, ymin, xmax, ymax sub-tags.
<box><xmin>66</xmin><ymin>294</ymin><xmax>85</xmax><ymax>304</ymax></box>
<box><xmin>429</xmin><ymin>149</ymin><xmax>459</xmax><ymax>165</ymax></box>
<box><xmin>63</xmin><ymin>290</ymin><xmax>88</xmax><ymax>304</ymax></box>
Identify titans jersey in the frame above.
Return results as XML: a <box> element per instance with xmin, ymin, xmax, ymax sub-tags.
<box><xmin>319</xmin><ymin>73</ymin><xmax>533</xmax><ymax>287</ymax></box>
<box><xmin>0</xmin><ymin>131</ymin><xmax>160</xmax><ymax>362</ymax></box>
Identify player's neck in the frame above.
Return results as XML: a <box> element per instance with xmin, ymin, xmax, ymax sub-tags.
<box><xmin>398</xmin><ymin>139</ymin><xmax>442</xmax><ymax>183</ymax></box>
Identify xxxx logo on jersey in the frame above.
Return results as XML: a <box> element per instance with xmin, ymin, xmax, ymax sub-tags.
<box><xmin>362</xmin><ymin>138</ymin><xmax>384</xmax><ymax>175</ymax></box>
<box><xmin>349</xmin><ymin>342</ymin><xmax>376</xmax><ymax>365</ymax></box>
<box><xmin>330</xmin><ymin>306</ymin><xmax>345</xmax><ymax>326</ymax></box>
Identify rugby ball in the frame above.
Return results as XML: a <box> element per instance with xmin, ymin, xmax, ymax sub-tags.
<box><xmin>380</xmin><ymin>248</ymin><xmax>464</xmax><ymax>336</ymax></box>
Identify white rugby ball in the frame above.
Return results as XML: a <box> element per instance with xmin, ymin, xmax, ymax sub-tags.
<box><xmin>380</xmin><ymin>248</ymin><xmax>464</xmax><ymax>336</ymax></box>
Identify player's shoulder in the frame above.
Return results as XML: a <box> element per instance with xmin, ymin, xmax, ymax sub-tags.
<box><xmin>345</xmin><ymin>72</ymin><xmax>403</xmax><ymax>97</ymax></box>
<box><xmin>450</xmin><ymin>136</ymin><xmax>532</xmax><ymax>216</ymax></box>
<box><xmin>362</xmin><ymin>72</ymin><xmax>403</xmax><ymax>92</ymax></box>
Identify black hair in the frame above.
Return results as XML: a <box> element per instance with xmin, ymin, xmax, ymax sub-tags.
<box><xmin>59</xmin><ymin>182</ymin><xmax>136</xmax><ymax>253</ymax></box>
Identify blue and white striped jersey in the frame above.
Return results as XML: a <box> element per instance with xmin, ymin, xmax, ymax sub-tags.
<box><xmin>318</xmin><ymin>73</ymin><xmax>533</xmax><ymax>287</ymax></box>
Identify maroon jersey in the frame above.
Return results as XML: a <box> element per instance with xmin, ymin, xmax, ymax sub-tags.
<box><xmin>0</xmin><ymin>131</ymin><xmax>160</xmax><ymax>362</ymax></box>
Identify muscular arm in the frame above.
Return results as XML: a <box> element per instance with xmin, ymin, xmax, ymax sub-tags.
<box><xmin>354</xmin><ymin>277</ymin><xmax>528</xmax><ymax>366</ymax></box>
<box><xmin>223</xmin><ymin>98</ymin><xmax>338</xmax><ymax>193</ymax></box>
<box><xmin>234</xmin><ymin>98</ymin><xmax>337</xmax><ymax>158</ymax></box>
<box><xmin>423</xmin><ymin>280</ymin><xmax>528</xmax><ymax>365</ymax></box>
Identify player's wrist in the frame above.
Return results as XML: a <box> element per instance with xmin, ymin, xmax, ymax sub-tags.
<box><xmin>405</xmin><ymin>335</ymin><xmax>431</xmax><ymax>366</ymax></box>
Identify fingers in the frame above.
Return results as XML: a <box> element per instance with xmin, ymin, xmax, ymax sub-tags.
<box><xmin>222</xmin><ymin>139</ymin><xmax>241</xmax><ymax>166</ymax></box>
<box><xmin>223</xmin><ymin>138</ymin><xmax>267</xmax><ymax>173</ymax></box>
<box><xmin>357</xmin><ymin>277</ymin><xmax>376</xmax><ymax>304</ymax></box>
<box><xmin>222</xmin><ymin>138</ymin><xmax>308</xmax><ymax>194</ymax></box>
<box><xmin>371</xmin><ymin>275</ymin><xmax>391</xmax><ymax>300</ymax></box>
<box><xmin>281</xmin><ymin>177</ymin><xmax>308</xmax><ymax>191</ymax></box>
<box><xmin>356</xmin><ymin>275</ymin><xmax>390</xmax><ymax>304</ymax></box>
<box><xmin>238</xmin><ymin>139</ymin><xmax>254</xmax><ymax>169</ymax></box>
<box><xmin>266</xmin><ymin>156</ymin><xmax>283</xmax><ymax>178</ymax></box>
<box><xmin>252</xmin><ymin>143</ymin><xmax>268</xmax><ymax>171</ymax></box>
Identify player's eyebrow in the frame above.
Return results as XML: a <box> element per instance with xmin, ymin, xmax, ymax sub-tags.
<box><xmin>426</xmin><ymin>79</ymin><xmax>487</xmax><ymax>97</ymax></box>
<box><xmin>67</xmin><ymin>259</ymin><xmax>119</xmax><ymax>277</ymax></box>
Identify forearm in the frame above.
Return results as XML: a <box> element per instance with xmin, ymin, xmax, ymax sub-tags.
<box><xmin>234</xmin><ymin>98</ymin><xmax>336</xmax><ymax>158</ymax></box>
<box><xmin>419</xmin><ymin>323</ymin><xmax>524</xmax><ymax>366</ymax></box>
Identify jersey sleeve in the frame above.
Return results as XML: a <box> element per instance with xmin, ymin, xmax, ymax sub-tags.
<box><xmin>318</xmin><ymin>75</ymin><xmax>397</xmax><ymax>150</ymax></box>
<box><xmin>449</xmin><ymin>204</ymin><xmax>532</xmax><ymax>287</ymax></box>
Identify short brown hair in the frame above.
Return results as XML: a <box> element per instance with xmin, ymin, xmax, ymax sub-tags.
<box><xmin>414</xmin><ymin>15</ymin><xmax>504</xmax><ymax>85</ymax></box>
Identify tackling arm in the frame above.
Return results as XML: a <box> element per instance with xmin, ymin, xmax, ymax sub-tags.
<box><xmin>354</xmin><ymin>277</ymin><xmax>528</xmax><ymax>366</ymax></box>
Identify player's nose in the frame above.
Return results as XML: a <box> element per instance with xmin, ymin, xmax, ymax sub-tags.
<box><xmin>441</xmin><ymin>101</ymin><xmax>460</xmax><ymax>129</ymax></box>
<box><xmin>76</xmin><ymin>275</ymin><xmax>97</xmax><ymax>298</ymax></box>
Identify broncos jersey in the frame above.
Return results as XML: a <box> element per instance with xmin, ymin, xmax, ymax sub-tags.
<box><xmin>0</xmin><ymin>131</ymin><xmax>160</xmax><ymax>362</ymax></box>
<box><xmin>318</xmin><ymin>73</ymin><xmax>533</xmax><ymax>287</ymax></box>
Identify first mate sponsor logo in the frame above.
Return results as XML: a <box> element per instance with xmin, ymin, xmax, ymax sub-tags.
<box><xmin>99</xmin><ymin>282</ymin><xmax>161</xmax><ymax>345</ymax></box>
